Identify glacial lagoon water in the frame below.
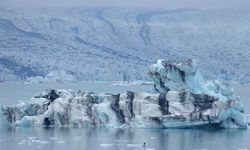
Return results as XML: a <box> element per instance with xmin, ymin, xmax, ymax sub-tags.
<box><xmin>0</xmin><ymin>82</ymin><xmax>249</xmax><ymax>150</ymax></box>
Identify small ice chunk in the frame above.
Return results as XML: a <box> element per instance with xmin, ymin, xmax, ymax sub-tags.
<box><xmin>28</xmin><ymin>137</ymin><xmax>38</xmax><ymax>140</ymax></box>
<box><xmin>127</xmin><ymin>144</ymin><xmax>142</xmax><ymax>147</ymax></box>
<box><xmin>56</xmin><ymin>140</ymin><xmax>65</xmax><ymax>144</ymax></box>
<box><xmin>39</xmin><ymin>140</ymin><xmax>50</xmax><ymax>144</ymax></box>
<box><xmin>100</xmin><ymin>144</ymin><xmax>113</xmax><ymax>147</ymax></box>
<box><xmin>49</xmin><ymin>137</ymin><xmax>59</xmax><ymax>140</ymax></box>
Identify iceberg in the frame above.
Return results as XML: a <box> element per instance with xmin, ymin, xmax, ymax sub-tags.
<box><xmin>0</xmin><ymin>59</ymin><xmax>248</xmax><ymax>129</ymax></box>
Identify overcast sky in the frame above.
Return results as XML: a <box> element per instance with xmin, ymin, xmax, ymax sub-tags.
<box><xmin>1</xmin><ymin>0</ymin><xmax>250</xmax><ymax>9</ymax></box>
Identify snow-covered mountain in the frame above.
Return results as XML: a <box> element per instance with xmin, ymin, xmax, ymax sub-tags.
<box><xmin>0</xmin><ymin>8</ymin><xmax>250</xmax><ymax>82</ymax></box>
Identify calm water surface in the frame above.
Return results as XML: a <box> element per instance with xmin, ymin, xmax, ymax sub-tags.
<box><xmin>0</xmin><ymin>82</ymin><xmax>249</xmax><ymax>150</ymax></box>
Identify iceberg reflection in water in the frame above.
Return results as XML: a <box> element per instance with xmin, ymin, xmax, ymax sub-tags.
<box><xmin>0</xmin><ymin>127</ymin><xmax>249</xmax><ymax>150</ymax></box>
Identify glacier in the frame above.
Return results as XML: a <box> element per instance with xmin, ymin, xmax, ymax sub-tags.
<box><xmin>25</xmin><ymin>70</ymin><xmax>77</xmax><ymax>83</ymax></box>
<box><xmin>0</xmin><ymin>59</ymin><xmax>248</xmax><ymax>129</ymax></box>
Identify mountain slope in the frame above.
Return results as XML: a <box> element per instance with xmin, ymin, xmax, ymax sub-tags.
<box><xmin>0</xmin><ymin>8</ymin><xmax>250</xmax><ymax>82</ymax></box>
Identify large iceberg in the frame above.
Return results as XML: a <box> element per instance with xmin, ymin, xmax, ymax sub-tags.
<box><xmin>0</xmin><ymin>59</ymin><xmax>248</xmax><ymax>129</ymax></box>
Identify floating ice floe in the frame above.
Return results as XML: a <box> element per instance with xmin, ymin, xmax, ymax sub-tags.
<box><xmin>100</xmin><ymin>143</ymin><xmax>114</xmax><ymax>147</ymax></box>
<box><xmin>17</xmin><ymin>137</ymin><xmax>50</xmax><ymax>145</ymax></box>
<box><xmin>110</xmin><ymin>81</ymin><xmax>154</xmax><ymax>86</ymax></box>
<box><xmin>0</xmin><ymin>59</ymin><xmax>248</xmax><ymax>129</ymax></box>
